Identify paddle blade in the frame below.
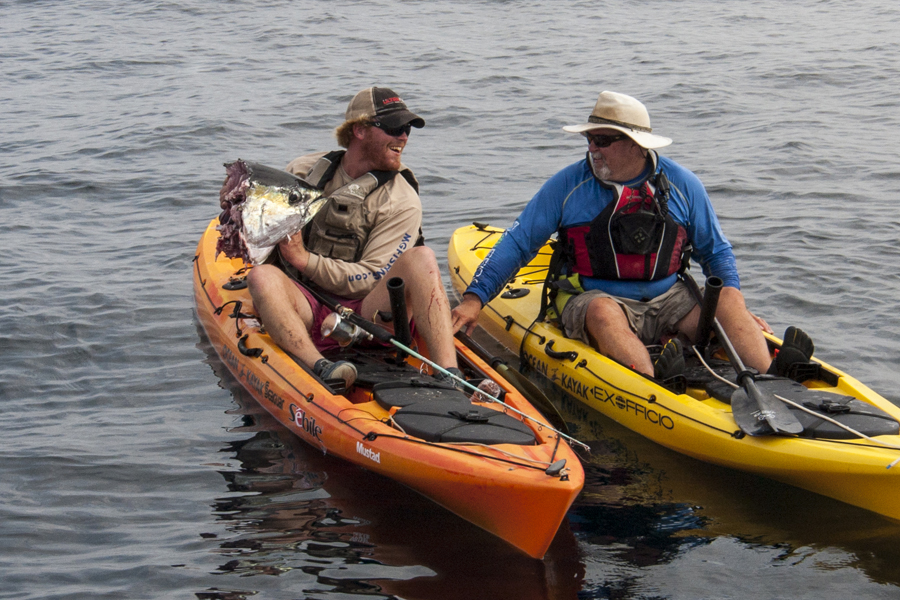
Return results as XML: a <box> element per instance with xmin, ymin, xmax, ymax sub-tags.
<box><xmin>750</xmin><ymin>379</ymin><xmax>804</xmax><ymax>435</ymax></box>
<box><xmin>731</xmin><ymin>380</ymin><xmax>804</xmax><ymax>436</ymax></box>
<box><xmin>731</xmin><ymin>388</ymin><xmax>775</xmax><ymax>436</ymax></box>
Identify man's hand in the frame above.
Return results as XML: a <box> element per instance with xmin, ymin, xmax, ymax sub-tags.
<box><xmin>451</xmin><ymin>293</ymin><xmax>484</xmax><ymax>335</ymax></box>
<box><xmin>278</xmin><ymin>234</ymin><xmax>311</xmax><ymax>272</ymax></box>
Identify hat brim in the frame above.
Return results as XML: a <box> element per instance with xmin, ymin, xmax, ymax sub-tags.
<box><xmin>377</xmin><ymin>110</ymin><xmax>425</xmax><ymax>129</ymax></box>
<box><xmin>563</xmin><ymin>123</ymin><xmax>671</xmax><ymax>149</ymax></box>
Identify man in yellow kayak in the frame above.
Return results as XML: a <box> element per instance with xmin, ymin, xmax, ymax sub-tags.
<box><xmin>248</xmin><ymin>87</ymin><xmax>460</xmax><ymax>387</ymax></box>
<box><xmin>452</xmin><ymin>90</ymin><xmax>812</xmax><ymax>381</ymax></box>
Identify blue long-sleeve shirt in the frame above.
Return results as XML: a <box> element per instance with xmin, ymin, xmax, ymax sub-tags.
<box><xmin>466</xmin><ymin>152</ymin><xmax>739</xmax><ymax>304</ymax></box>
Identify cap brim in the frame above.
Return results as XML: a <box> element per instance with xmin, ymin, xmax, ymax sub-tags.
<box><xmin>563</xmin><ymin>123</ymin><xmax>672</xmax><ymax>149</ymax></box>
<box><xmin>378</xmin><ymin>110</ymin><xmax>425</xmax><ymax>129</ymax></box>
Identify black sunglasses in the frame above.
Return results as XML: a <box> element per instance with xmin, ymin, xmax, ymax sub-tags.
<box><xmin>584</xmin><ymin>132</ymin><xmax>627</xmax><ymax>148</ymax></box>
<box><xmin>370</xmin><ymin>121</ymin><xmax>412</xmax><ymax>137</ymax></box>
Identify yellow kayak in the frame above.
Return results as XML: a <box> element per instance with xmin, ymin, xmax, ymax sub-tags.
<box><xmin>448</xmin><ymin>223</ymin><xmax>900</xmax><ymax>522</ymax></box>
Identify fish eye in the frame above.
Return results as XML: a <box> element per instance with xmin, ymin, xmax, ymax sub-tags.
<box><xmin>288</xmin><ymin>191</ymin><xmax>302</xmax><ymax>205</ymax></box>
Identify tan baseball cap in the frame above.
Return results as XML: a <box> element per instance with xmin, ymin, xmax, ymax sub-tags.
<box><xmin>563</xmin><ymin>91</ymin><xmax>672</xmax><ymax>149</ymax></box>
<box><xmin>345</xmin><ymin>87</ymin><xmax>425</xmax><ymax>129</ymax></box>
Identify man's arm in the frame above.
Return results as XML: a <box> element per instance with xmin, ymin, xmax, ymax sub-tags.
<box><xmin>464</xmin><ymin>171</ymin><xmax>573</xmax><ymax>304</ymax></box>
<box><xmin>453</xmin><ymin>169</ymin><xmax>574</xmax><ymax>333</ymax></box>
<box><xmin>663</xmin><ymin>158</ymin><xmax>740</xmax><ymax>288</ymax></box>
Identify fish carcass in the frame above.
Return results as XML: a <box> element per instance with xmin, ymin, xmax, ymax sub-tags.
<box><xmin>216</xmin><ymin>159</ymin><xmax>327</xmax><ymax>264</ymax></box>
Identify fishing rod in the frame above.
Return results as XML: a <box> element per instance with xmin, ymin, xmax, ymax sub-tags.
<box><xmin>305</xmin><ymin>277</ymin><xmax>590</xmax><ymax>451</ymax></box>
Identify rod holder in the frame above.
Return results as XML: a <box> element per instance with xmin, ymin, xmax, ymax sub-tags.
<box><xmin>695</xmin><ymin>275</ymin><xmax>723</xmax><ymax>357</ymax></box>
<box><xmin>387</xmin><ymin>277</ymin><xmax>412</xmax><ymax>357</ymax></box>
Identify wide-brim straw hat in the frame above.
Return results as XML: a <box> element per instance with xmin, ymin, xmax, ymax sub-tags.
<box><xmin>563</xmin><ymin>91</ymin><xmax>672</xmax><ymax>149</ymax></box>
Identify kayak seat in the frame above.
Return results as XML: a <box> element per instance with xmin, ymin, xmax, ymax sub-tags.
<box><xmin>373</xmin><ymin>383</ymin><xmax>537</xmax><ymax>445</ymax></box>
<box><xmin>390</xmin><ymin>398</ymin><xmax>537</xmax><ymax>445</ymax></box>
<box><xmin>372</xmin><ymin>380</ymin><xmax>463</xmax><ymax>408</ymax></box>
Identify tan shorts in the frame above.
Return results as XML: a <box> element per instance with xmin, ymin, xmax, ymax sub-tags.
<box><xmin>559</xmin><ymin>281</ymin><xmax>699</xmax><ymax>346</ymax></box>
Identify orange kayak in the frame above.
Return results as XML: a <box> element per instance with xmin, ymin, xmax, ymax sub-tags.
<box><xmin>193</xmin><ymin>218</ymin><xmax>584</xmax><ymax>559</ymax></box>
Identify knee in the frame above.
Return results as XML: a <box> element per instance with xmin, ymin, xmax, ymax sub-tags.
<box><xmin>392</xmin><ymin>246</ymin><xmax>439</xmax><ymax>275</ymax></box>
<box><xmin>585</xmin><ymin>297</ymin><xmax>625</xmax><ymax>329</ymax></box>
<box><xmin>246</xmin><ymin>264</ymin><xmax>285</xmax><ymax>297</ymax></box>
<box><xmin>403</xmin><ymin>245</ymin><xmax>437</xmax><ymax>266</ymax></box>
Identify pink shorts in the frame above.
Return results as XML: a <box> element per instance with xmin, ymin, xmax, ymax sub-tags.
<box><xmin>293</xmin><ymin>282</ymin><xmax>417</xmax><ymax>353</ymax></box>
<box><xmin>294</xmin><ymin>283</ymin><xmax>367</xmax><ymax>353</ymax></box>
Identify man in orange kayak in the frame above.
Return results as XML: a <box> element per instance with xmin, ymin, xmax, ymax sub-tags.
<box><xmin>248</xmin><ymin>87</ymin><xmax>459</xmax><ymax>388</ymax></box>
<box><xmin>452</xmin><ymin>90</ymin><xmax>813</xmax><ymax>381</ymax></box>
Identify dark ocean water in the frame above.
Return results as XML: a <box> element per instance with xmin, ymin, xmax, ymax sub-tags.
<box><xmin>2</xmin><ymin>0</ymin><xmax>900</xmax><ymax>598</ymax></box>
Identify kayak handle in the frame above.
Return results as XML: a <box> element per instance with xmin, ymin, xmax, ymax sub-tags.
<box><xmin>238</xmin><ymin>334</ymin><xmax>263</xmax><ymax>358</ymax></box>
<box><xmin>544</xmin><ymin>340</ymin><xmax>578</xmax><ymax>362</ymax></box>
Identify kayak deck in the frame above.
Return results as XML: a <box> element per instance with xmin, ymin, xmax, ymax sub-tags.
<box><xmin>194</xmin><ymin>218</ymin><xmax>584</xmax><ymax>559</ymax></box>
<box><xmin>448</xmin><ymin>223</ymin><xmax>900</xmax><ymax>522</ymax></box>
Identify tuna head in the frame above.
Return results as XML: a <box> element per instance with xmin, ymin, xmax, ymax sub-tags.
<box><xmin>216</xmin><ymin>160</ymin><xmax>327</xmax><ymax>265</ymax></box>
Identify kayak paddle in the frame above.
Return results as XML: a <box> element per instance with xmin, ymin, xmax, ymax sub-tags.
<box><xmin>681</xmin><ymin>273</ymin><xmax>803</xmax><ymax>436</ymax></box>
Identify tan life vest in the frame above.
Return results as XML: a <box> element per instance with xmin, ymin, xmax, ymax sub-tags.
<box><xmin>300</xmin><ymin>150</ymin><xmax>419</xmax><ymax>262</ymax></box>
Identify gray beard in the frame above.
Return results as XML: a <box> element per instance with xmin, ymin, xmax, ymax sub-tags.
<box><xmin>590</xmin><ymin>156</ymin><xmax>612</xmax><ymax>181</ymax></box>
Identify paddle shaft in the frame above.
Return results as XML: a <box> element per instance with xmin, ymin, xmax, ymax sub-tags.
<box><xmin>681</xmin><ymin>273</ymin><xmax>803</xmax><ymax>435</ymax></box>
<box><xmin>455</xmin><ymin>331</ymin><xmax>570</xmax><ymax>434</ymax></box>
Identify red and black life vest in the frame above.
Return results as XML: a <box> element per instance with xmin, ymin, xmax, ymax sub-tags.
<box><xmin>557</xmin><ymin>171</ymin><xmax>688</xmax><ymax>282</ymax></box>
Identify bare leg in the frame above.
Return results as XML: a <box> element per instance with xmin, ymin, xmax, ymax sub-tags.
<box><xmin>715</xmin><ymin>287</ymin><xmax>772</xmax><ymax>373</ymax></box>
<box><xmin>360</xmin><ymin>246</ymin><xmax>458</xmax><ymax>369</ymax></box>
<box><xmin>247</xmin><ymin>264</ymin><xmax>324</xmax><ymax>367</ymax></box>
<box><xmin>676</xmin><ymin>286</ymin><xmax>771</xmax><ymax>373</ymax></box>
<box><xmin>584</xmin><ymin>296</ymin><xmax>654</xmax><ymax>376</ymax></box>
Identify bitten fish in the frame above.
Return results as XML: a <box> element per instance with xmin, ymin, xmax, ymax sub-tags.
<box><xmin>216</xmin><ymin>159</ymin><xmax>327</xmax><ymax>265</ymax></box>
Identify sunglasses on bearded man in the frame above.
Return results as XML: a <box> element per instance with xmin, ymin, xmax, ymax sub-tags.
<box><xmin>370</xmin><ymin>121</ymin><xmax>412</xmax><ymax>137</ymax></box>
